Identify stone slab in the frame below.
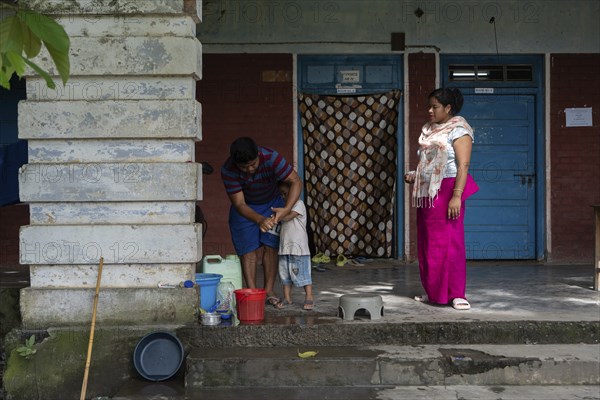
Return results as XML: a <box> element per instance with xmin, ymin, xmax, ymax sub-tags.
<box><xmin>19</xmin><ymin>162</ymin><xmax>201</xmax><ymax>202</ymax></box>
<box><xmin>56</xmin><ymin>15</ymin><xmax>197</xmax><ymax>37</ymax></box>
<box><xmin>30</xmin><ymin>202</ymin><xmax>195</xmax><ymax>224</ymax></box>
<box><xmin>19</xmin><ymin>286</ymin><xmax>199</xmax><ymax>327</ymax></box>
<box><xmin>27</xmin><ymin>36</ymin><xmax>201</xmax><ymax>78</ymax></box>
<box><xmin>115</xmin><ymin>385</ymin><xmax>600</xmax><ymax>400</ymax></box>
<box><xmin>28</xmin><ymin>139</ymin><xmax>195</xmax><ymax>163</ymax></box>
<box><xmin>20</xmin><ymin>224</ymin><xmax>202</xmax><ymax>264</ymax></box>
<box><xmin>26</xmin><ymin>77</ymin><xmax>197</xmax><ymax>101</ymax></box>
<box><xmin>182</xmin><ymin>319</ymin><xmax>600</xmax><ymax>348</ymax></box>
<box><xmin>29</xmin><ymin>263</ymin><xmax>195</xmax><ymax>288</ymax></box>
<box><xmin>23</xmin><ymin>0</ymin><xmax>201</xmax><ymax>22</ymax></box>
<box><xmin>19</xmin><ymin>100</ymin><xmax>202</xmax><ymax>140</ymax></box>
<box><xmin>186</xmin><ymin>344</ymin><xmax>600</xmax><ymax>388</ymax></box>
<box><xmin>377</xmin><ymin>344</ymin><xmax>600</xmax><ymax>386</ymax></box>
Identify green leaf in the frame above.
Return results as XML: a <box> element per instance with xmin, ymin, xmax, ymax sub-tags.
<box><xmin>0</xmin><ymin>71</ymin><xmax>11</xmax><ymax>89</ymax></box>
<box><xmin>21</xmin><ymin>23</ymin><xmax>42</xmax><ymax>58</ymax></box>
<box><xmin>44</xmin><ymin>41</ymin><xmax>70</xmax><ymax>84</ymax></box>
<box><xmin>18</xmin><ymin>10</ymin><xmax>70</xmax><ymax>84</ymax></box>
<box><xmin>18</xmin><ymin>11</ymin><xmax>69</xmax><ymax>53</ymax></box>
<box><xmin>0</xmin><ymin>55</ymin><xmax>16</xmax><ymax>89</ymax></box>
<box><xmin>6</xmin><ymin>51</ymin><xmax>25</xmax><ymax>76</ymax></box>
<box><xmin>26</xmin><ymin>334</ymin><xmax>35</xmax><ymax>347</ymax></box>
<box><xmin>0</xmin><ymin>16</ymin><xmax>14</xmax><ymax>51</ymax></box>
<box><xmin>23</xmin><ymin>57</ymin><xmax>55</xmax><ymax>89</ymax></box>
<box><xmin>0</xmin><ymin>15</ymin><xmax>23</xmax><ymax>53</ymax></box>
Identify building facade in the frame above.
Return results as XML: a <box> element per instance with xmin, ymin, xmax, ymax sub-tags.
<box><xmin>195</xmin><ymin>0</ymin><xmax>600</xmax><ymax>263</ymax></box>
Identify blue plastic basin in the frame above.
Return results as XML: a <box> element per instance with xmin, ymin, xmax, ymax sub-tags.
<box><xmin>133</xmin><ymin>331</ymin><xmax>184</xmax><ymax>382</ymax></box>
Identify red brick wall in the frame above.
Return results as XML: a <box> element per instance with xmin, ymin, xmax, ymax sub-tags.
<box><xmin>550</xmin><ymin>54</ymin><xmax>600</xmax><ymax>262</ymax></box>
<box><xmin>196</xmin><ymin>54</ymin><xmax>294</xmax><ymax>257</ymax></box>
<box><xmin>405</xmin><ymin>52</ymin><xmax>436</xmax><ymax>260</ymax></box>
<box><xmin>0</xmin><ymin>203</ymin><xmax>29</xmax><ymax>268</ymax></box>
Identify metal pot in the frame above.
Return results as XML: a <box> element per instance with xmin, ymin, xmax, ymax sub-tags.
<box><xmin>201</xmin><ymin>312</ymin><xmax>221</xmax><ymax>326</ymax></box>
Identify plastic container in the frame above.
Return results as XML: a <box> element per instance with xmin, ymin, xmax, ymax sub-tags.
<box><xmin>201</xmin><ymin>255</ymin><xmax>243</xmax><ymax>290</ymax></box>
<box><xmin>195</xmin><ymin>273</ymin><xmax>223</xmax><ymax>311</ymax></box>
<box><xmin>216</xmin><ymin>281</ymin><xmax>236</xmax><ymax>319</ymax></box>
<box><xmin>234</xmin><ymin>288</ymin><xmax>267</xmax><ymax>322</ymax></box>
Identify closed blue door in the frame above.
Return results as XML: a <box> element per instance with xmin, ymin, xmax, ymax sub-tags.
<box><xmin>461</xmin><ymin>94</ymin><xmax>536</xmax><ymax>259</ymax></box>
<box><xmin>441</xmin><ymin>55</ymin><xmax>544</xmax><ymax>260</ymax></box>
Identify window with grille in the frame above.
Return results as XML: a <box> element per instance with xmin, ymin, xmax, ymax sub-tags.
<box><xmin>449</xmin><ymin>64</ymin><xmax>533</xmax><ymax>81</ymax></box>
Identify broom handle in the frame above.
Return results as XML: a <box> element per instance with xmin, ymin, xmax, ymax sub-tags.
<box><xmin>80</xmin><ymin>256</ymin><xmax>103</xmax><ymax>400</ymax></box>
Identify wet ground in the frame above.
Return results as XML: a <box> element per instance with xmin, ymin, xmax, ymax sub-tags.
<box><xmin>2</xmin><ymin>260</ymin><xmax>599</xmax><ymax>399</ymax></box>
<box><xmin>2</xmin><ymin>259</ymin><xmax>598</xmax><ymax>321</ymax></box>
<box><xmin>260</xmin><ymin>260</ymin><xmax>600</xmax><ymax>323</ymax></box>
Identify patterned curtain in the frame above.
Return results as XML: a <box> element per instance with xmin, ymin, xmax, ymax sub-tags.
<box><xmin>298</xmin><ymin>90</ymin><xmax>400</xmax><ymax>258</ymax></box>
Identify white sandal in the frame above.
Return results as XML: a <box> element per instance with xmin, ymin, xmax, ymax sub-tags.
<box><xmin>414</xmin><ymin>294</ymin><xmax>429</xmax><ymax>303</ymax></box>
<box><xmin>452</xmin><ymin>298</ymin><xmax>470</xmax><ymax>310</ymax></box>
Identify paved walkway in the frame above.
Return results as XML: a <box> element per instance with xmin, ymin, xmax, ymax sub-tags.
<box><xmin>261</xmin><ymin>260</ymin><xmax>600</xmax><ymax>324</ymax></box>
<box><xmin>2</xmin><ymin>260</ymin><xmax>599</xmax><ymax>323</ymax></box>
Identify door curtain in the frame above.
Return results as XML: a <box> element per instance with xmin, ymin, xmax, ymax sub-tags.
<box><xmin>298</xmin><ymin>90</ymin><xmax>400</xmax><ymax>258</ymax></box>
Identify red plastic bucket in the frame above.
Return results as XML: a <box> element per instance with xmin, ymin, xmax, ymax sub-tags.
<box><xmin>234</xmin><ymin>288</ymin><xmax>266</xmax><ymax>322</ymax></box>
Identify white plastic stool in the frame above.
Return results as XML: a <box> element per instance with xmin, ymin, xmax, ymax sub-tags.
<box><xmin>338</xmin><ymin>294</ymin><xmax>384</xmax><ymax>320</ymax></box>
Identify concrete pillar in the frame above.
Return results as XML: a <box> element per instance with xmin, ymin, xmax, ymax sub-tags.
<box><xmin>18</xmin><ymin>0</ymin><xmax>203</xmax><ymax>327</ymax></box>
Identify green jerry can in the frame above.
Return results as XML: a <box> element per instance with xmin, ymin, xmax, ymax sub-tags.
<box><xmin>201</xmin><ymin>254</ymin><xmax>243</xmax><ymax>290</ymax></box>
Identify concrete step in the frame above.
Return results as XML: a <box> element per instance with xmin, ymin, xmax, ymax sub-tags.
<box><xmin>179</xmin><ymin>317</ymin><xmax>600</xmax><ymax>347</ymax></box>
<box><xmin>185</xmin><ymin>344</ymin><xmax>600</xmax><ymax>389</ymax></box>
<box><xmin>111</xmin><ymin>385</ymin><xmax>600</xmax><ymax>400</ymax></box>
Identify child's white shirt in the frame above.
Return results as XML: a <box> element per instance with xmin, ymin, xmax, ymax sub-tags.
<box><xmin>278</xmin><ymin>199</ymin><xmax>311</xmax><ymax>256</ymax></box>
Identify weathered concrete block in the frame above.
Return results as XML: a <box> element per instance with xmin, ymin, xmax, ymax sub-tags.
<box><xmin>26</xmin><ymin>76</ymin><xmax>197</xmax><ymax>101</ymax></box>
<box><xmin>19</xmin><ymin>100</ymin><xmax>202</xmax><ymax>140</ymax></box>
<box><xmin>28</xmin><ymin>139</ymin><xmax>195</xmax><ymax>163</ymax></box>
<box><xmin>3</xmin><ymin>326</ymin><xmax>165</xmax><ymax>400</ymax></box>
<box><xmin>56</xmin><ymin>15</ymin><xmax>197</xmax><ymax>37</ymax></box>
<box><xmin>30</xmin><ymin>263</ymin><xmax>195</xmax><ymax>288</ymax></box>
<box><xmin>22</xmin><ymin>0</ymin><xmax>202</xmax><ymax>23</ymax></box>
<box><xmin>19</xmin><ymin>162</ymin><xmax>201</xmax><ymax>202</ymax></box>
<box><xmin>20</xmin><ymin>224</ymin><xmax>202</xmax><ymax>264</ymax></box>
<box><xmin>27</xmin><ymin>36</ymin><xmax>202</xmax><ymax>78</ymax></box>
<box><xmin>20</xmin><ymin>286</ymin><xmax>199</xmax><ymax>327</ymax></box>
<box><xmin>30</xmin><ymin>202</ymin><xmax>195</xmax><ymax>224</ymax></box>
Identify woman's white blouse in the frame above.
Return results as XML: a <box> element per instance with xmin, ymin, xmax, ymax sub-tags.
<box><xmin>443</xmin><ymin>126</ymin><xmax>473</xmax><ymax>178</ymax></box>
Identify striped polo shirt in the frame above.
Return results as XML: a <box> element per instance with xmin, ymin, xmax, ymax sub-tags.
<box><xmin>221</xmin><ymin>146</ymin><xmax>293</xmax><ymax>205</ymax></box>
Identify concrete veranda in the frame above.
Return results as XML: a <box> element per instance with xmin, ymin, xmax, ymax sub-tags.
<box><xmin>261</xmin><ymin>260</ymin><xmax>600</xmax><ymax>325</ymax></box>
<box><xmin>2</xmin><ymin>259</ymin><xmax>599</xmax><ymax>322</ymax></box>
<box><xmin>117</xmin><ymin>260</ymin><xmax>600</xmax><ymax>400</ymax></box>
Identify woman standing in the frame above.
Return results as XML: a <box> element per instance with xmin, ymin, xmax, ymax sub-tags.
<box><xmin>405</xmin><ymin>88</ymin><xmax>479</xmax><ymax>310</ymax></box>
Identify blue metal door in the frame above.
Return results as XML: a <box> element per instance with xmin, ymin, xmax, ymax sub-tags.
<box><xmin>441</xmin><ymin>55</ymin><xmax>544</xmax><ymax>260</ymax></box>
<box><xmin>461</xmin><ymin>94</ymin><xmax>536</xmax><ymax>259</ymax></box>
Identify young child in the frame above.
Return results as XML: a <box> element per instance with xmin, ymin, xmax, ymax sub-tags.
<box><xmin>276</xmin><ymin>180</ymin><xmax>314</xmax><ymax>310</ymax></box>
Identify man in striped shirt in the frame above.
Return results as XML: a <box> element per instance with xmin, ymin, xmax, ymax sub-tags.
<box><xmin>221</xmin><ymin>137</ymin><xmax>302</xmax><ymax>307</ymax></box>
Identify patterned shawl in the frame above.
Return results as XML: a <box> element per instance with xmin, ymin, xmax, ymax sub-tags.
<box><xmin>412</xmin><ymin>116</ymin><xmax>474</xmax><ymax>207</ymax></box>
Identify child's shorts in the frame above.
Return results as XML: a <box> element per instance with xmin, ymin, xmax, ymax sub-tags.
<box><xmin>278</xmin><ymin>255</ymin><xmax>312</xmax><ymax>287</ymax></box>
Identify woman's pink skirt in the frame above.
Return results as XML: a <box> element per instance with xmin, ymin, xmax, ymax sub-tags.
<box><xmin>416</xmin><ymin>175</ymin><xmax>478</xmax><ymax>304</ymax></box>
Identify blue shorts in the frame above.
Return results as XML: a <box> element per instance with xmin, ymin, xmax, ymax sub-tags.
<box><xmin>278</xmin><ymin>255</ymin><xmax>312</xmax><ymax>287</ymax></box>
<box><xmin>228</xmin><ymin>196</ymin><xmax>284</xmax><ymax>256</ymax></box>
